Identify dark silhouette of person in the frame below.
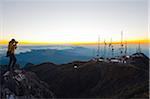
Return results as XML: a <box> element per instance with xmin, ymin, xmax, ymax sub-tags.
<box><xmin>7</xmin><ymin>39</ymin><xmax>18</xmax><ymax>71</ymax></box>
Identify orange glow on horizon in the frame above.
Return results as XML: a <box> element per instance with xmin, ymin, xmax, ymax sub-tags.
<box><xmin>0</xmin><ymin>39</ymin><xmax>149</xmax><ymax>45</ymax></box>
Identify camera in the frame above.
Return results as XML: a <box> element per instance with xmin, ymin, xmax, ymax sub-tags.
<box><xmin>13</xmin><ymin>41</ymin><xmax>18</xmax><ymax>45</ymax></box>
<box><xmin>15</xmin><ymin>41</ymin><xmax>18</xmax><ymax>44</ymax></box>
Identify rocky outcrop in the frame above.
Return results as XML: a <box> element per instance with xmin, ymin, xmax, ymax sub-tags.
<box><xmin>0</xmin><ymin>69</ymin><xmax>55</xmax><ymax>99</ymax></box>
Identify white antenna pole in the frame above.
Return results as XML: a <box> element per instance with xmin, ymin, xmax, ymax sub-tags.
<box><xmin>138</xmin><ymin>41</ymin><xmax>141</xmax><ymax>53</ymax></box>
<box><xmin>121</xmin><ymin>31</ymin><xmax>123</xmax><ymax>45</ymax></box>
<box><xmin>104</xmin><ymin>40</ymin><xmax>107</xmax><ymax>60</ymax></box>
<box><xmin>120</xmin><ymin>31</ymin><xmax>124</xmax><ymax>55</ymax></box>
<box><xmin>125</xmin><ymin>41</ymin><xmax>127</xmax><ymax>56</ymax></box>
<box><xmin>112</xmin><ymin>45</ymin><xmax>114</xmax><ymax>58</ymax></box>
<box><xmin>109</xmin><ymin>38</ymin><xmax>112</xmax><ymax>58</ymax></box>
<box><xmin>111</xmin><ymin>39</ymin><xmax>114</xmax><ymax>58</ymax></box>
<box><xmin>97</xmin><ymin>36</ymin><xmax>100</xmax><ymax>58</ymax></box>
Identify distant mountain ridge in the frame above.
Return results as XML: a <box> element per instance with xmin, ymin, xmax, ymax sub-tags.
<box><xmin>0</xmin><ymin>47</ymin><xmax>92</xmax><ymax>66</ymax></box>
<box><xmin>1</xmin><ymin>45</ymin><xmax>149</xmax><ymax>67</ymax></box>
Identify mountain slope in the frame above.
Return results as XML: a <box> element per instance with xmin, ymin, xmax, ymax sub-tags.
<box><xmin>26</xmin><ymin>56</ymin><xmax>149</xmax><ymax>98</ymax></box>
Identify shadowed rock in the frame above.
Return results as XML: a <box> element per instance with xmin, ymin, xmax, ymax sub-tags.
<box><xmin>0</xmin><ymin>68</ymin><xmax>55</xmax><ymax>99</ymax></box>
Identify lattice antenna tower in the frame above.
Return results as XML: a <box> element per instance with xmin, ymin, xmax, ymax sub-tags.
<box><xmin>111</xmin><ymin>39</ymin><xmax>114</xmax><ymax>58</ymax></box>
<box><xmin>97</xmin><ymin>36</ymin><xmax>100</xmax><ymax>58</ymax></box>
<box><xmin>124</xmin><ymin>41</ymin><xmax>127</xmax><ymax>56</ymax></box>
<box><xmin>120</xmin><ymin>31</ymin><xmax>124</xmax><ymax>55</ymax></box>
<box><xmin>138</xmin><ymin>41</ymin><xmax>141</xmax><ymax>53</ymax></box>
<box><xmin>104</xmin><ymin>40</ymin><xmax>107</xmax><ymax>59</ymax></box>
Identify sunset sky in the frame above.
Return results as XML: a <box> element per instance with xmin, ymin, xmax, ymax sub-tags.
<box><xmin>0</xmin><ymin>0</ymin><xmax>149</xmax><ymax>45</ymax></box>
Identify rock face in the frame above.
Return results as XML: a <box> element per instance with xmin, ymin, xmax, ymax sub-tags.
<box><xmin>0</xmin><ymin>69</ymin><xmax>54</xmax><ymax>99</ymax></box>
<box><xmin>26</xmin><ymin>54</ymin><xmax>149</xmax><ymax>98</ymax></box>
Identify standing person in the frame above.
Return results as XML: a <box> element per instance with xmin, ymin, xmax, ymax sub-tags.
<box><xmin>6</xmin><ymin>39</ymin><xmax>18</xmax><ymax>71</ymax></box>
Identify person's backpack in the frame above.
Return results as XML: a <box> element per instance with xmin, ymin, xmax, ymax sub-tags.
<box><xmin>6</xmin><ymin>51</ymin><xmax>11</xmax><ymax>57</ymax></box>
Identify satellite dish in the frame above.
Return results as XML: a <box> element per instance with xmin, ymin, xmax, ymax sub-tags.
<box><xmin>74</xmin><ymin>65</ymin><xmax>78</xmax><ymax>69</ymax></box>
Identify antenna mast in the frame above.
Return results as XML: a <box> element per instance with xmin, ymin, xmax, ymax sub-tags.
<box><xmin>104</xmin><ymin>40</ymin><xmax>107</xmax><ymax>60</ymax></box>
<box><xmin>111</xmin><ymin>39</ymin><xmax>114</xmax><ymax>58</ymax></box>
<box><xmin>111</xmin><ymin>45</ymin><xmax>114</xmax><ymax>58</ymax></box>
<box><xmin>138</xmin><ymin>41</ymin><xmax>141</xmax><ymax>53</ymax></box>
<box><xmin>109</xmin><ymin>38</ymin><xmax>112</xmax><ymax>58</ymax></box>
<box><xmin>97</xmin><ymin>36</ymin><xmax>100</xmax><ymax>57</ymax></box>
<box><xmin>124</xmin><ymin>41</ymin><xmax>127</xmax><ymax>56</ymax></box>
<box><xmin>120</xmin><ymin>31</ymin><xmax>124</xmax><ymax>55</ymax></box>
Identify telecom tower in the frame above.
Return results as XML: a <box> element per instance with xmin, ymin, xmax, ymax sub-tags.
<box><xmin>97</xmin><ymin>36</ymin><xmax>100</xmax><ymax>58</ymax></box>
<box><xmin>124</xmin><ymin>41</ymin><xmax>127</xmax><ymax>56</ymax></box>
<box><xmin>137</xmin><ymin>41</ymin><xmax>141</xmax><ymax>53</ymax></box>
<box><xmin>120</xmin><ymin>31</ymin><xmax>124</xmax><ymax>56</ymax></box>
<box><xmin>109</xmin><ymin>38</ymin><xmax>112</xmax><ymax>58</ymax></box>
<box><xmin>103</xmin><ymin>40</ymin><xmax>107</xmax><ymax>60</ymax></box>
<box><xmin>110</xmin><ymin>38</ymin><xmax>114</xmax><ymax>58</ymax></box>
<box><xmin>111</xmin><ymin>45</ymin><xmax>114</xmax><ymax>58</ymax></box>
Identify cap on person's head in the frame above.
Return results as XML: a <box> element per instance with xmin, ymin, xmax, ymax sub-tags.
<box><xmin>11</xmin><ymin>39</ymin><xmax>15</xmax><ymax>42</ymax></box>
